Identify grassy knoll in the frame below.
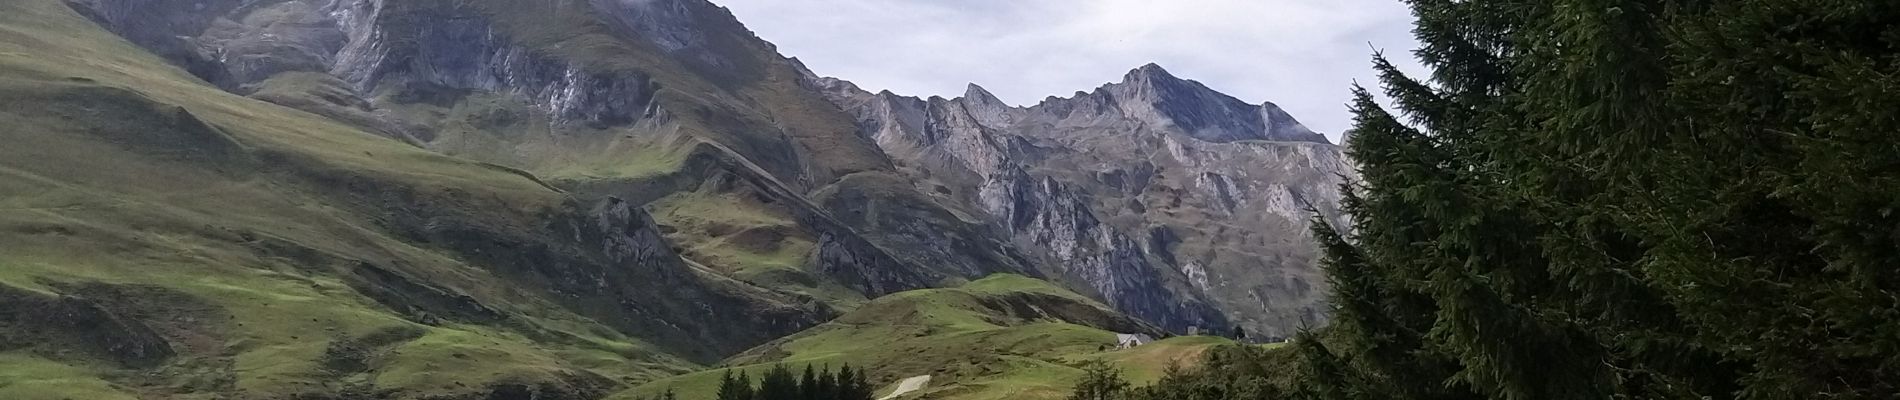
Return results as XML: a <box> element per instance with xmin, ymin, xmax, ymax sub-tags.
<box><xmin>0</xmin><ymin>354</ymin><xmax>139</xmax><ymax>400</ymax></box>
<box><xmin>648</xmin><ymin>190</ymin><xmax>868</xmax><ymax>309</ymax></box>
<box><xmin>617</xmin><ymin>275</ymin><xmax>1227</xmax><ymax>400</ymax></box>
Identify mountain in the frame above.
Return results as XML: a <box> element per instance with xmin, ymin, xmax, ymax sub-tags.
<box><xmin>0</xmin><ymin>0</ymin><xmax>1346</xmax><ymax>398</ymax></box>
<box><xmin>804</xmin><ymin>63</ymin><xmax>1354</xmax><ymax>337</ymax></box>
<box><xmin>62</xmin><ymin>0</ymin><xmax>1040</xmax><ymax>298</ymax></box>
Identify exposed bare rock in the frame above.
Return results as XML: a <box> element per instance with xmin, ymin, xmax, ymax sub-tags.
<box><xmin>806</xmin><ymin>64</ymin><xmax>1354</xmax><ymax>337</ymax></box>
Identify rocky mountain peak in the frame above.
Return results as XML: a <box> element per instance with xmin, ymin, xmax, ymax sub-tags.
<box><xmin>958</xmin><ymin>83</ymin><xmax>1016</xmax><ymax>127</ymax></box>
<box><xmin>1092</xmin><ymin>63</ymin><xmax>1328</xmax><ymax>144</ymax></box>
<box><xmin>1108</xmin><ymin>63</ymin><xmax>1196</xmax><ymax>106</ymax></box>
<box><xmin>1122</xmin><ymin>62</ymin><xmax>1181</xmax><ymax>85</ymax></box>
<box><xmin>804</xmin><ymin>62</ymin><xmax>1331</xmax><ymax>146</ymax></box>
<box><xmin>962</xmin><ymin>83</ymin><xmax>1006</xmax><ymax>106</ymax></box>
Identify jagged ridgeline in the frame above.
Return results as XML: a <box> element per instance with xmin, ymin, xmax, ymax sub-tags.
<box><xmin>0</xmin><ymin>0</ymin><xmax>1348</xmax><ymax>398</ymax></box>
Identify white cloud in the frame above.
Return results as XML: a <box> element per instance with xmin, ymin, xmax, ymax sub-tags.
<box><xmin>714</xmin><ymin>0</ymin><xmax>1428</xmax><ymax>140</ymax></box>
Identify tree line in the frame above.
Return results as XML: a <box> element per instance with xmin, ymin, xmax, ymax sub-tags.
<box><xmin>687</xmin><ymin>364</ymin><xmax>877</xmax><ymax>400</ymax></box>
<box><xmin>1077</xmin><ymin>0</ymin><xmax>1898</xmax><ymax>399</ymax></box>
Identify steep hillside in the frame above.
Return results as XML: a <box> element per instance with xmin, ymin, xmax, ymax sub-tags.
<box><xmin>0</xmin><ymin>0</ymin><xmax>831</xmax><ymax>398</ymax></box>
<box><xmin>63</xmin><ymin>0</ymin><xmax>1043</xmax><ymax>309</ymax></box>
<box><xmin>620</xmin><ymin>275</ymin><xmax>1233</xmax><ymax>400</ymax></box>
<box><xmin>805</xmin><ymin>64</ymin><xmax>1354</xmax><ymax>337</ymax></box>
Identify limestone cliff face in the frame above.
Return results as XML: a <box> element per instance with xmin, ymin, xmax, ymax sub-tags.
<box><xmin>327</xmin><ymin>0</ymin><xmax>663</xmax><ymax>128</ymax></box>
<box><xmin>83</xmin><ymin>0</ymin><xmax>662</xmax><ymax>127</ymax></box>
<box><xmin>805</xmin><ymin>64</ymin><xmax>1354</xmax><ymax>337</ymax></box>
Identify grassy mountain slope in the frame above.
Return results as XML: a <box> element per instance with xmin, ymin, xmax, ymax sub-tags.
<box><xmin>0</xmin><ymin>0</ymin><xmax>831</xmax><ymax>398</ymax></box>
<box><xmin>234</xmin><ymin>0</ymin><xmax>1035</xmax><ymax>307</ymax></box>
<box><xmin>620</xmin><ymin>275</ymin><xmax>1233</xmax><ymax>400</ymax></box>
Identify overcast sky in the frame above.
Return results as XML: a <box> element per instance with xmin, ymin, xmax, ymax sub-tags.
<box><xmin>714</xmin><ymin>0</ymin><xmax>1428</xmax><ymax>141</ymax></box>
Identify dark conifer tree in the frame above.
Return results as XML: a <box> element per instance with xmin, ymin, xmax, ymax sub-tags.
<box><xmin>836</xmin><ymin>365</ymin><xmax>857</xmax><ymax>400</ymax></box>
<box><xmin>717</xmin><ymin>370</ymin><xmax>754</xmax><ymax>400</ymax></box>
<box><xmin>815</xmin><ymin>365</ymin><xmax>838</xmax><ymax>400</ymax></box>
<box><xmin>717</xmin><ymin>370</ymin><xmax>736</xmax><ymax>400</ymax></box>
<box><xmin>1295</xmin><ymin>0</ymin><xmax>1899</xmax><ymax>399</ymax></box>
<box><xmin>1308</xmin><ymin>205</ymin><xmax>1475</xmax><ymax>400</ymax></box>
<box><xmin>1608</xmin><ymin>2</ymin><xmax>1900</xmax><ymax>397</ymax></box>
<box><xmin>799</xmin><ymin>365</ymin><xmax>819</xmax><ymax>400</ymax></box>
<box><xmin>1068</xmin><ymin>360</ymin><xmax>1128</xmax><ymax>400</ymax></box>
<box><xmin>837</xmin><ymin>364</ymin><xmax>874</xmax><ymax>400</ymax></box>
<box><xmin>760</xmin><ymin>364</ymin><xmax>800</xmax><ymax>400</ymax></box>
<box><xmin>1290</xmin><ymin>331</ymin><xmax>1359</xmax><ymax>400</ymax></box>
<box><xmin>645</xmin><ymin>388</ymin><xmax>678</xmax><ymax>400</ymax></box>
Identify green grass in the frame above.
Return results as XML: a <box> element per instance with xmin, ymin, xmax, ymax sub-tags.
<box><xmin>371</xmin><ymin>329</ymin><xmax>577</xmax><ymax>397</ymax></box>
<box><xmin>0</xmin><ymin>354</ymin><xmax>138</xmax><ymax>400</ymax></box>
<box><xmin>653</xmin><ymin>193</ymin><xmax>799</xmax><ymax>232</ymax></box>
<box><xmin>616</xmin><ymin>275</ymin><xmax>1214</xmax><ymax>400</ymax></box>
<box><xmin>0</xmin><ymin>0</ymin><xmax>702</xmax><ymax>397</ymax></box>
<box><xmin>0</xmin><ymin>248</ymin><xmax>685</xmax><ymax>396</ymax></box>
<box><xmin>562</xmin><ymin>137</ymin><xmax>697</xmax><ymax>179</ymax></box>
<box><xmin>934</xmin><ymin>356</ymin><xmax>1082</xmax><ymax>400</ymax></box>
<box><xmin>1080</xmin><ymin>336</ymin><xmax>1235</xmax><ymax>385</ymax></box>
<box><xmin>960</xmin><ymin>274</ymin><xmax>1103</xmax><ymax>306</ymax></box>
<box><xmin>649</xmin><ymin>191</ymin><xmax>867</xmax><ymax>309</ymax></box>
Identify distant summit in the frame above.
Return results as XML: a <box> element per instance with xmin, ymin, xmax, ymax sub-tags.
<box><xmin>807</xmin><ymin>61</ymin><xmax>1353</xmax><ymax>336</ymax></box>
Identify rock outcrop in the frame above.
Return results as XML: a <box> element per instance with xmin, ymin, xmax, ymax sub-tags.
<box><xmin>804</xmin><ymin>63</ymin><xmax>1354</xmax><ymax>337</ymax></box>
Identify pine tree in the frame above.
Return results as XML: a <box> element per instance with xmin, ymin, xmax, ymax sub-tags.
<box><xmin>815</xmin><ymin>365</ymin><xmax>838</xmax><ymax>400</ymax></box>
<box><xmin>1337</xmin><ymin>54</ymin><xmax>1621</xmax><ymax>397</ymax></box>
<box><xmin>800</xmin><ymin>365</ymin><xmax>819</xmax><ymax>400</ymax></box>
<box><xmin>717</xmin><ymin>370</ymin><xmax>755</xmax><ymax>400</ymax></box>
<box><xmin>1290</xmin><ymin>331</ymin><xmax>1359</xmax><ymax>400</ymax></box>
<box><xmin>717</xmin><ymin>370</ymin><xmax>736</xmax><ymax>400</ymax></box>
<box><xmin>1313</xmin><ymin>1</ymin><xmax>1682</xmax><ymax>398</ymax></box>
<box><xmin>837</xmin><ymin>364</ymin><xmax>874</xmax><ymax>400</ymax></box>
<box><xmin>1307</xmin><ymin>206</ymin><xmax>1472</xmax><ymax>400</ymax></box>
<box><xmin>1068</xmin><ymin>360</ymin><xmax>1129</xmax><ymax>400</ymax></box>
<box><xmin>836</xmin><ymin>365</ymin><xmax>857</xmax><ymax>400</ymax></box>
<box><xmin>1628</xmin><ymin>2</ymin><xmax>1900</xmax><ymax>398</ymax></box>
<box><xmin>1297</xmin><ymin>0</ymin><xmax>1900</xmax><ymax>399</ymax></box>
<box><xmin>760</xmin><ymin>364</ymin><xmax>800</xmax><ymax>400</ymax></box>
<box><xmin>742</xmin><ymin>371</ymin><xmax>758</xmax><ymax>400</ymax></box>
